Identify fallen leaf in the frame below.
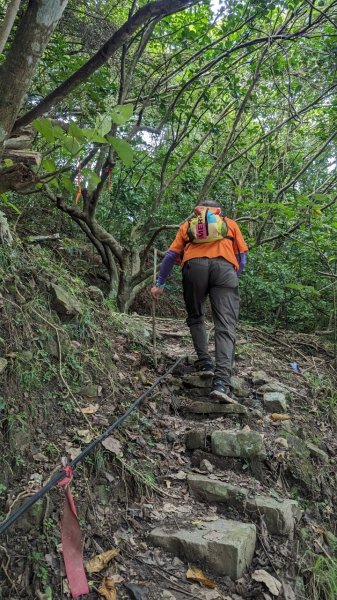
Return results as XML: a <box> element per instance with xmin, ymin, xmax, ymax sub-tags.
<box><xmin>62</xmin><ymin>578</ymin><xmax>71</xmax><ymax>595</ymax></box>
<box><xmin>66</xmin><ymin>446</ymin><xmax>81</xmax><ymax>461</ymax></box>
<box><xmin>98</xmin><ymin>576</ymin><xmax>117</xmax><ymax>600</ymax></box>
<box><xmin>102</xmin><ymin>436</ymin><xmax>123</xmax><ymax>455</ymax></box>
<box><xmin>85</xmin><ymin>548</ymin><xmax>118</xmax><ymax>573</ymax></box>
<box><xmin>109</xmin><ymin>574</ymin><xmax>124</xmax><ymax>584</ymax></box>
<box><xmin>275</xmin><ymin>437</ymin><xmax>288</xmax><ymax>449</ymax></box>
<box><xmin>282</xmin><ymin>581</ymin><xmax>296</xmax><ymax>600</ymax></box>
<box><xmin>33</xmin><ymin>452</ymin><xmax>49</xmax><ymax>462</ymax></box>
<box><xmin>80</xmin><ymin>403</ymin><xmax>99</xmax><ymax>414</ymax></box>
<box><xmin>252</xmin><ymin>569</ymin><xmax>282</xmax><ymax>596</ymax></box>
<box><xmin>186</xmin><ymin>567</ymin><xmax>216</xmax><ymax>589</ymax></box>
<box><xmin>76</xmin><ymin>429</ymin><xmax>95</xmax><ymax>443</ymax></box>
<box><xmin>162</xmin><ymin>591</ymin><xmax>177</xmax><ymax>600</ymax></box>
<box><xmin>271</xmin><ymin>413</ymin><xmax>291</xmax><ymax>422</ymax></box>
<box><xmin>163</xmin><ymin>502</ymin><xmax>191</xmax><ymax>514</ymax></box>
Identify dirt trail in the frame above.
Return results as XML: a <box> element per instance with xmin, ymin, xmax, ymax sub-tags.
<box><xmin>1</xmin><ymin>315</ymin><xmax>336</xmax><ymax>600</ymax></box>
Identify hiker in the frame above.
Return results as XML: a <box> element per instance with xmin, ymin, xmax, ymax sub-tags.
<box><xmin>150</xmin><ymin>200</ymin><xmax>248</xmax><ymax>403</ymax></box>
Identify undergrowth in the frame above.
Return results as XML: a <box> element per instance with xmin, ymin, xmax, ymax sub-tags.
<box><xmin>307</xmin><ymin>554</ymin><xmax>337</xmax><ymax>600</ymax></box>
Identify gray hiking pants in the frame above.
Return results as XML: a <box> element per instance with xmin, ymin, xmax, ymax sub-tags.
<box><xmin>182</xmin><ymin>257</ymin><xmax>240</xmax><ymax>386</ymax></box>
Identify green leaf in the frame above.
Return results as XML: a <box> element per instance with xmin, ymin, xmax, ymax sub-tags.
<box><xmin>62</xmin><ymin>135</ymin><xmax>80</xmax><ymax>155</ymax></box>
<box><xmin>285</xmin><ymin>283</ymin><xmax>319</xmax><ymax>296</ymax></box>
<box><xmin>106</xmin><ymin>136</ymin><xmax>133</xmax><ymax>167</ymax></box>
<box><xmin>42</xmin><ymin>158</ymin><xmax>56</xmax><ymax>173</ymax></box>
<box><xmin>312</xmin><ymin>193</ymin><xmax>330</xmax><ymax>202</ymax></box>
<box><xmin>33</xmin><ymin>118</ymin><xmax>55</xmax><ymax>143</ymax></box>
<box><xmin>111</xmin><ymin>104</ymin><xmax>133</xmax><ymax>126</ymax></box>
<box><xmin>81</xmin><ymin>129</ymin><xmax>107</xmax><ymax>144</ymax></box>
<box><xmin>0</xmin><ymin>193</ymin><xmax>21</xmax><ymax>214</ymax></box>
<box><xmin>96</xmin><ymin>113</ymin><xmax>112</xmax><ymax>137</ymax></box>
<box><xmin>3</xmin><ymin>158</ymin><xmax>13</xmax><ymax>167</ymax></box>
<box><xmin>60</xmin><ymin>175</ymin><xmax>77</xmax><ymax>194</ymax></box>
<box><xmin>68</xmin><ymin>121</ymin><xmax>87</xmax><ymax>143</ymax></box>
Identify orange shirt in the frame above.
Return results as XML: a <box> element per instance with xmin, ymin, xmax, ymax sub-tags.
<box><xmin>169</xmin><ymin>216</ymin><xmax>248</xmax><ymax>270</ymax></box>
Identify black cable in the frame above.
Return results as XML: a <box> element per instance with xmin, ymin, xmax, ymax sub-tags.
<box><xmin>0</xmin><ymin>356</ymin><xmax>184</xmax><ymax>536</ymax></box>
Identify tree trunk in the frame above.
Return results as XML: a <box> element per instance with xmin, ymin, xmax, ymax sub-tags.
<box><xmin>0</xmin><ymin>0</ymin><xmax>21</xmax><ymax>54</ymax></box>
<box><xmin>0</xmin><ymin>0</ymin><xmax>68</xmax><ymax>151</ymax></box>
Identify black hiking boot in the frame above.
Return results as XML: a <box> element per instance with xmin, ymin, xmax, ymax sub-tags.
<box><xmin>210</xmin><ymin>380</ymin><xmax>237</xmax><ymax>404</ymax></box>
<box><xmin>193</xmin><ymin>359</ymin><xmax>214</xmax><ymax>378</ymax></box>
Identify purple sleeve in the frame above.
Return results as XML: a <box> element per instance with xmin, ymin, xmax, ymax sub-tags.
<box><xmin>156</xmin><ymin>250</ymin><xmax>180</xmax><ymax>286</ymax></box>
<box><xmin>236</xmin><ymin>252</ymin><xmax>247</xmax><ymax>276</ymax></box>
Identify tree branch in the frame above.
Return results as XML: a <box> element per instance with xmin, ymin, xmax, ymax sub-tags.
<box><xmin>13</xmin><ymin>0</ymin><xmax>202</xmax><ymax>132</ymax></box>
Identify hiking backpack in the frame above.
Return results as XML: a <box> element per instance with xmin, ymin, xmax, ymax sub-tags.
<box><xmin>187</xmin><ymin>206</ymin><xmax>233</xmax><ymax>243</ymax></box>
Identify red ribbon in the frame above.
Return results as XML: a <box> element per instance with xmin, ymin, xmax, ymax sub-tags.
<box><xmin>58</xmin><ymin>466</ymin><xmax>89</xmax><ymax>598</ymax></box>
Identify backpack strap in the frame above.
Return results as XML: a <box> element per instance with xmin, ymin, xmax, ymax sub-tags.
<box><xmin>223</xmin><ymin>217</ymin><xmax>235</xmax><ymax>241</ymax></box>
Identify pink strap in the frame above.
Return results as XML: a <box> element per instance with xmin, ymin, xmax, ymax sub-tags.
<box><xmin>58</xmin><ymin>467</ymin><xmax>89</xmax><ymax>598</ymax></box>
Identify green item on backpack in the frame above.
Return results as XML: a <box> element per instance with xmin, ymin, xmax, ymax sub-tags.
<box><xmin>187</xmin><ymin>206</ymin><xmax>229</xmax><ymax>243</ymax></box>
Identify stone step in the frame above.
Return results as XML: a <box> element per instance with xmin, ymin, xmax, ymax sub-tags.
<box><xmin>149</xmin><ymin>518</ymin><xmax>256</xmax><ymax>579</ymax></box>
<box><xmin>187</xmin><ymin>474</ymin><xmax>301</xmax><ymax>536</ymax></box>
<box><xmin>263</xmin><ymin>391</ymin><xmax>288</xmax><ymax>413</ymax></box>
<box><xmin>187</xmin><ymin>401</ymin><xmax>247</xmax><ymax>415</ymax></box>
<box><xmin>212</xmin><ymin>429</ymin><xmax>266</xmax><ymax>459</ymax></box>
<box><xmin>182</xmin><ymin>374</ymin><xmax>212</xmax><ymax>388</ymax></box>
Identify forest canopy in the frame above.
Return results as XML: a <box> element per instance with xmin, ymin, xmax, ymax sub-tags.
<box><xmin>0</xmin><ymin>0</ymin><xmax>336</xmax><ymax>329</ymax></box>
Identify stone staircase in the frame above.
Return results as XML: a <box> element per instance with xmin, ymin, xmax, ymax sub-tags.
<box><xmin>149</xmin><ymin>367</ymin><xmax>304</xmax><ymax>595</ymax></box>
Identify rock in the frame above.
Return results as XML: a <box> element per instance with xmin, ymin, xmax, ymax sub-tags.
<box><xmin>286</xmin><ymin>434</ymin><xmax>317</xmax><ymax>493</ymax></box>
<box><xmin>324</xmin><ymin>530</ymin><xmax>337</xmax><ymax>553</ymax></box>
<box><xmin>200</xmin><ymin>459</ymin><xmax>214</xmax><ymax>473</ymax></box>
<box><xmin>252</xmin><ymin>370</ymin><xmax>271</xmax><ymax>385</ymax></box>
<box><xmin>166</xmin><ymin>431</ymin><xmax>177</xmax><ymax>444</ymax></box>
<box><xmin>19</xmin><ymin>350</ymin><xmax>33</xmax><ymax>362</ymax></box>
<box><xmin>263</xmin><ymin>392</ymin><xmax>288</xmax><ymax>413</ymax></box>
<box><xmin>230</xmin><ymin>376</ymin><xmax>250</xmax><ymax>398</ymax></box>
<box><xmin>305</xmin><ymin>441</ymin><xmax>329</xmax><ymax>463</ymax></box>
<box><xmin>124</xmin><ymin>582</ymin><xmax>149</xmax><ymax>599</ymax></box>
<box><xmin>251</xmin><ymin>409</ymin><xmax>263</xmax><ymax>418</ymax></box>
<box><xmin>46</xmin><ymin>336</ymin><xmax>59</xmax><ymax>358</ymax></box>
<box><xmin>281</xmin><ymin>420</ymin><xmax>293</xmax><ymax>433</ymax></box>
<box><xmin>185</xmin><ymin>429</ymin><xmax>208</xmax><ymax>450</ymax></box>
<box><xmin>211</xmin><ymin>429</ymin><xmax>266</xmax><ymax>459</ymax></box>
<box><xmin>0</xmin><ymin>357</ymin><xmax>8</xmax><ymax>374</ymax></box>
<box><xmin>149</xmin><ymin>518</ymin><xmax>256</xmax><ymax>578</ymax></box>
<box><xmin>293</xmin><ymin>576</ymin><xmax>306</xmax><ymax>599</ymax></box>
<box><xmin>187</xmin><ymin>474</ymin><xmax>300</xmax><ymax>536</ymax></box>
<box><xmin>96</xmin><ymin>484</ymin><xmax>110</xmax><ymax>505</ymax></box>
<box><xmin>9</xmin><ymin>425</ymin><xmax>31</xmax><ymax>451</ymax></box>
<box><xmin>183</xmin><ymin>374</ymin><xmax>213</xmax><ymax>388</ymax></box>
<box><xmin>257</xmin><ymin>382</ymin><xmax>286</xmax><ymax>394</ymax></box>
<box><xmin>87</xmin><ymin>285</ymin><xmax>104</xmax><ymax>302</ymax></box>
<box><xmin>50</xmin><ymin>283</ymin><xmax>82</xmax><ymax>318</ymax></box>
<box><xmin>80</xmin><ymin>383</ymin><xmax>98</xmax><ymax>398</ymax></box>
<box><xmin>188</xmin><ymin>387</ymin><xmax>212</xmax><ymax>398</ymax></box>
<box><xmin>15</xmin><ymin>499</ymin><xmax>44</xmax><ymax>531</ymax></box>
<box><xmin>188</xmin><ymin>402</ymin><xmax>247</xmax><ymax>415</ymax></box>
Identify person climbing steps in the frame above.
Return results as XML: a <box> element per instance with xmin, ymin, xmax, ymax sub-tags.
<box><xmin>151</xmin><ymin>199</ymin><xmax>248</xmax><ymax>404</ymax></box>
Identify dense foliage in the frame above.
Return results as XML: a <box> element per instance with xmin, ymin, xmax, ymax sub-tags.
<box><xmin>0</xmin><ymin>0</ymin><xmax>337</xmax><ymax>331</ymax></box>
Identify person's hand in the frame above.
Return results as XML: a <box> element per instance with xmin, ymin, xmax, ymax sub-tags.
<box><xmin>151</xmin><ymin>286</ymin><xmax>164</xmax><ymax>300</ymax></box>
